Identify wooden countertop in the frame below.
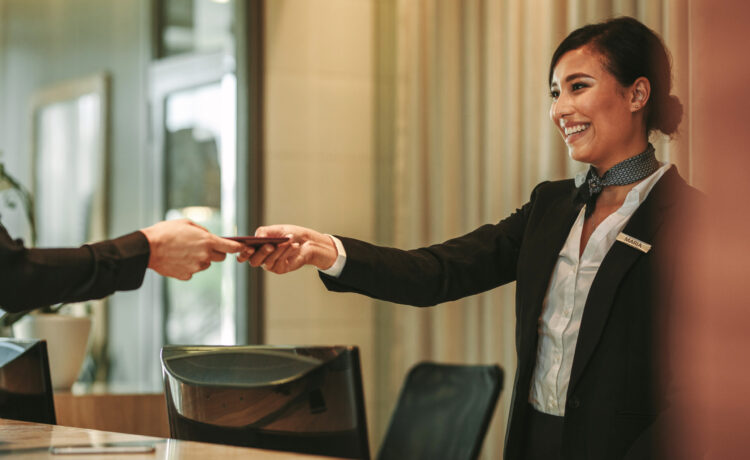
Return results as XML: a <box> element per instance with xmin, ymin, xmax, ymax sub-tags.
<box><xmin>0</xmin><ymin>418</ymin><xmax>344</xmax><ymax>460</ymax></box>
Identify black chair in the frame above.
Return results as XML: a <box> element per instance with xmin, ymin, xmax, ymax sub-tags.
<box><xmin>377</xmin><ymin>362</ymin><xmax>503</xmax><ymax>460</ymax></box>
<box><xmin>0</xmin><ymin>338</ymin><xmax>56</xmax><ymax>424</ymax></box>
<box><xmin>161</xmin><ymin>345</ymin><xmax>370</xmax><ymax>459</ymax></box>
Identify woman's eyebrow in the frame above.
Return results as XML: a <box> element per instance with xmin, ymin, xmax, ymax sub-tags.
<box><xmin>564</xmin><ymin>72</ymin><xmax>595</xmax><ymax>82</ymax></box>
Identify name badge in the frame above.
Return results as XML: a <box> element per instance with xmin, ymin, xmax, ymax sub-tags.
<box><xmin>616</xmin><ymin>232</ymin><xmax>651</xmax><ymax>253</ymax></box>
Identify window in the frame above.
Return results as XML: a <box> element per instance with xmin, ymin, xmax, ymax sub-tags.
<box><xmin>151</xmin><ymin>0</ymin><xmax>238</xmax><ymax>346</ymax></box>
<box><xmin>157</xmin><ymin>0</ymin><xmax>234</xmax><ymax>58</ymax></box>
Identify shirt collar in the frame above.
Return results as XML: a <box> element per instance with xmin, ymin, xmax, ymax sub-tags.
<box><xmin>618</xmin><ymin>162</ymin><xmax>672</xmax><ymax>213</ymax></box>
<box><xmin>574</xmin><ymin>162</ymin><xmax>672</xmax><ymax>213</ymax></box>
<box><xmin>574</xmin><ymin>170</ymin><xmax>587</xmax><ymax>187</ymax></box>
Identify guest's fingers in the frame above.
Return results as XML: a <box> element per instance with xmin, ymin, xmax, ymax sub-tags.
<box><xmin>211</xmin><ymin>250</ymin><xmax>227</xmax><ymax>262</ymax></box>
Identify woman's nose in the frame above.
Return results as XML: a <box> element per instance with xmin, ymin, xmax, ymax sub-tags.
<box><xmin>550</xmin><ymin>94</ymin><xmax>572</xmax><ymax>122</ymax></box>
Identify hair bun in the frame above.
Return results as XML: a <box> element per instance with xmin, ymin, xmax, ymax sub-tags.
<box><xmin>656</xmin><ymin>94</ymin><xmax>683</xmax><ymax>136</ymax></box>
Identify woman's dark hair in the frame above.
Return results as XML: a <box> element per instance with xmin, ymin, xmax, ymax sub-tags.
<box><xmin>549</xmin><ymin>16</ymin><xmax>682</xmax><ymax>136</ymax></box>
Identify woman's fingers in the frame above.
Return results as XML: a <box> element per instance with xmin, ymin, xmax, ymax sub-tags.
<box><xmin>265</xmin><ymin>243</ymin><xmax>293</xmax><ymax>272</ymax></box>
<box><xmin>261</xmin><ymin>240</ymin><xmax>293</xmax><ymax>269</ymax></box>
<box><xmin>236</xmin><ymin>247</ymin><xmax>255</xmax><ymax>263</ymax></box>
<box><xmin>266</xmin><ymin>242</ymin><xmax>304</xmax><ymax>274</ymax></box>
<box><xmin>286</xmin><ymin>244</ymin><xmax>308</xmax><ymax>273</ymax></box>
<box><xmin>247</xmin><ymin>243</ymin><xmax>276</xmax><ymax>267</ymax></box>
<box><xmin>243</xmin><ymin>225</ymin><xmax>334</xmax><ymax>274</ymax></box>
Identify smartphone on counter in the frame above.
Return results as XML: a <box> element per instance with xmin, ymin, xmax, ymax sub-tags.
<box><xmin>50</xmin><ymin>444</ymin><xmax>156</xmax><ymax>455</ymax></box>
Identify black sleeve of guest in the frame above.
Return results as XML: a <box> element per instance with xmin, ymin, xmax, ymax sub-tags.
<box><xmin>318</xmin><ymin>183</ymin><xmax>543</xmax><ymax>307</ymax></box>
<box><xmin>0</xmin><ymin>223</ymin><xmax>151</xmax><ymax>313</ymax></box>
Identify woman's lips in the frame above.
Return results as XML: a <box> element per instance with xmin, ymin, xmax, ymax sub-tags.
<box><xmin>563</xmin><ymin>123</ymin><xmax>590</xmax><ymax>144</ymax></box>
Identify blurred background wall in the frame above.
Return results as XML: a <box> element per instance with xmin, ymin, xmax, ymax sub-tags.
<box><xmin>261</xmin><ymin>0</ymin><xmax>378</xmax><ymax>442</ymax></box>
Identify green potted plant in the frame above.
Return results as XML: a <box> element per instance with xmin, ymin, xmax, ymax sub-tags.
<box><xmin>0</xmin><ymin>158</ymin><xmax>39</xmax><ymax>330</ymax></box>
<box><xmin>0</xmin><ymin>156</ymin><xmax>92</xmax><ymax>389</ymax></box>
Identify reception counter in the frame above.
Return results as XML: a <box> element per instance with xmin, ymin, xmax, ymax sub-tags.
<box><xmin>53</xmin><ymin>383</ymin><xmax>168</xmax><ymax>437</ymax></box>
<box><xmin>0</xmin><ymin>418</ymin><xmax>345</xmax><ymax>459</ymax></box>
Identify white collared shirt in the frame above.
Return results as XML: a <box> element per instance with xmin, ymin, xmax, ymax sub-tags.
<box><xmin>529</xmin><ymin>162</ymin><xmax>671</xmax><ymax>415</ymax></box>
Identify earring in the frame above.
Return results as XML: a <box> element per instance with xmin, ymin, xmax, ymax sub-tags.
<box><xmin>634</xmin><ymin>91</ymin><xmax>644</xmax><ymax>110</ymax></box>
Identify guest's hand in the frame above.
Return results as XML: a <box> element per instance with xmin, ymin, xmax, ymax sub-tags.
<box><xmin>140</xmin><ymin>219</ymin><xmax>245</xmax><ymax>280</ymax></box>
<box><xmin>238</xmin><ymin>224</ymin><xmax>337</xmax><ymax>274</ymax></box>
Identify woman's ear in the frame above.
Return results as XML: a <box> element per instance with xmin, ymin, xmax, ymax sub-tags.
<box><xmin>630</xmin><ymin>77</ymin><xmax>651</xmax><ymax>112</ymax></box>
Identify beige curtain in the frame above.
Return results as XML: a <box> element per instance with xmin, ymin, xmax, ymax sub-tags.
<box><xmin>372</xmin><ymin>1</ymin><xmax>690</xmax><ymax>457</ymax></box>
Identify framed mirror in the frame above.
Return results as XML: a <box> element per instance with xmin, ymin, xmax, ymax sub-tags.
<box><xmin>30</xmin><ymin>73</ymin><xmax>109</xmax><ymax>248</ymax></box>
<box><xmin>29</xmin><ymin>73</ymin><xmax>110</xmax><ymax>383</ymax></box>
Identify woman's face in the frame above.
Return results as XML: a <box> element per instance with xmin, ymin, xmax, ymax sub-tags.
<box><xmin>549</xmin><ymin>45</ymin><xmax>643</xmax><ymax>172</ymax></box>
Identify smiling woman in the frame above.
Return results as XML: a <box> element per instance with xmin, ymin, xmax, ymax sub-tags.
<box><xmin>240</xmin><ymin>16</ymin><xmax>701</xmax><ymax>460</ymax></box>
<box><xmin>548</xmin><ymin>16</ymin><xmax>682</xmax><ymax>175</ymax></box>
<box><xmin>549</xmin><ymin>47</ymin><xmax>650</xmax><ymax>171</ymax></box>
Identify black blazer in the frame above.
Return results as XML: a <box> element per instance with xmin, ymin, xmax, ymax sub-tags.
<box><xmin>0</xmin><ymin>224</ymin><xmax>150</xmax><ymax>313</ymax></box>
<box><xmin>320</xmin><ymin>167</ymin><xmax>700</xmax><ymax>459</ymax></box>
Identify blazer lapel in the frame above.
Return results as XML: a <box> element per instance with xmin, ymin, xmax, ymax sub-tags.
<box><xmin>567</xmin><ymin>167</ymin><xmax>684</xmax><ymax>392</ymax></box>
<box><xmin>506</xmin><ymin>183</ymin><xmax>581</xmax><ymax>456</ymax></box>
<box><xmin>519</xmin><ymin>186</ymin><xmax>581</xmax><ymax>368</ymax></box>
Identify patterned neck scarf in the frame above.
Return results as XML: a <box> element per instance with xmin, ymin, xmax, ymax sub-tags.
<box><xmin>576</xmin><ymin>143</ymin><xmax>660</xmax><ymax>217</ymax></box>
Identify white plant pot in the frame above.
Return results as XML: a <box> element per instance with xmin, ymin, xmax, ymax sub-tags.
<box><xmin>12</xmin><ymin>314</ymin><xmax>92</xmax><ymax>389</ymax></box>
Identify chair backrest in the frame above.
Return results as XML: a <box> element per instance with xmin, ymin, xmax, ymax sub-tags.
<box><xmin>377</xmin><ymin>362</ymin><xmax>503</xmax><ymax>460</ymax></box>
<box><xmin>0</xmin><ymin>338</ymin><xmax>56</xmax><ymax>424</ymax></box>
<box><xmin>161</xmin><ymin>345</ymin><xmax>370</xmax><ymax>459</ymax></box>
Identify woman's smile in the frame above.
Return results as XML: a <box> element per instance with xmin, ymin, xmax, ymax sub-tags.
<box><xmin>561</xmin><ymin>122</ymin><xmax>591</xmax><ymax>144</ymax></box>
<box><xmin>549</xmin><ymin>45</ymin><xmax>647</xmax><ymax>172</ymax></box>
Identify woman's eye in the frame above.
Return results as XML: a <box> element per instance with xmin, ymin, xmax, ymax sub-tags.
<box><xmin>550</xmin><ymin>90</ymin><xmax>559</xmax><ymax>99</ymax></box>
<box><xmin>571</xmin><ymin>82</ymin><xmax>588</xmax><ymax>91</ymax></box>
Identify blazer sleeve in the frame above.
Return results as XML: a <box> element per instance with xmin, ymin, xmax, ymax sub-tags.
<box><xmin>318</xmin><ymin>185</ymin><xmax>543</xmax><ymax>307</ymax></box>
<box><xmin>0</xmin><ymin>223</ymin><xmax>150</xmax><ymax>313</ymax></box>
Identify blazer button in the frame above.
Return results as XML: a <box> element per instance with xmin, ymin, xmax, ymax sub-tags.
<box><xmin>567</xmin><ymin>396</ymin><xmax>580</xmax><ymax>409</ymax></box>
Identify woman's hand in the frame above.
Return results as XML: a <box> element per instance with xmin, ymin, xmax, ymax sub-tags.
<box><xmin>140</xmin><ymin>219</ymin><xmax>244</xmax><ymax>280</ymax></box>
<box><xmin>238</xmin><ymin>225</ymin><xmax>338</xmax><ymax>274</ymax></box>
